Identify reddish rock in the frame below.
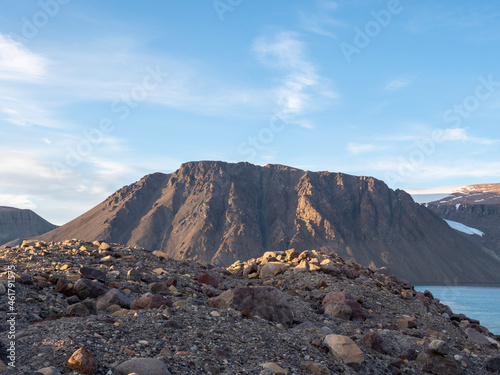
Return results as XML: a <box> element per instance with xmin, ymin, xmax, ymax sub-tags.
<box><xmin>67</xmin><ymin>347</ymin><xmax>98</xmax><ymax>374</ymax></box>
<box><xmin>166</xmin><ymin>277</ymin><xmax>177</xmax><ymax>287</ymax></box>
<box><xmin>416</xmin><ymin>350</ymin><xmax>460</xmax><ymax>375</ymax></box>
<box><xmin>416</xmin><ymin>292</ymin><xmax>430</xmax><ymax>308</ymax></box>
<box><xmin>207</xmin><ymin>286</ymin><xmax>293</xmax><ymax>325</ymax></box>
<box><xmin>131</xmin><ymin>294</ymin><xmax>172</xmax><ymax>310</ymax></box>
<box><xmin>323</xmin><ymin>292</ymin><xmax>366</xmax><ymax>321</ymax></box>
<box><xmin>197</xmin><ymin>273</ymin><xmax>219</xmax><ymax>288</ymax></box>
<box><xmin>361</xmin><ymin>332</ymin><xmax>386</xmax><ymax>354</ymax></box>
<box><xmin>55</xmin><ymin>278</ymin><xmax>73</xmax><ymax>296</ymax></box>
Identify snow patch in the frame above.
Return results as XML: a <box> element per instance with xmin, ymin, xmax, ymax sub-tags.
<box><xmin>445</xmin><ymin>220</ymin><xmax>484</xmax><ymax>236</ymax></box>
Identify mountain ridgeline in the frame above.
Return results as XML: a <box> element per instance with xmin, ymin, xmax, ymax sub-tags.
<box><xmin>0</xmin><ymin>206</ymin><xmax>57</xmax><ymax>246</ymax></box>
<box><xmin>37</xmin><ymin>161</ymin><xmax>500</xmax><ymax>283</ymax></box>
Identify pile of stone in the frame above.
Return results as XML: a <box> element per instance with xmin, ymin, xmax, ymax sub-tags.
<box><xmin>0</xmin><ymin>240</ymin><xmax>498</xmax><ymax>374</ymax></box>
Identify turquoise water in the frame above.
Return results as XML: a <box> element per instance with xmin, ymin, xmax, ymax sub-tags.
<box><xmin>415</xmin><ymin>285</ymin><xmax>500</xmax><ymax>335</ymax></box>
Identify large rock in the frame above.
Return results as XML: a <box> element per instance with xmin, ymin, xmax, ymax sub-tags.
<box><xmin>299</xmin><ymin>362</ymin><xmax>331</xmax><ymax>375</ymax></box>
<box><xmin>259</xmin><ymin>262</ymin><xmax>290</xmax><ymax>278</ymax></box>
<box><xmin>323</xmin><ymin>334</ymin><xmax>364</xmax><ymax>369</ymax></box>
<box><xmin>323</xmin><ymin>292</ymin><xmax>366</xmax><ymax>321</ymax></box>
<box><xmin>67</xmin><ymin>347</ymin><xmax>98</xmax><ymax>375</ymax></box>
<box><xmin>196</xmin><ymin>273</ymin><xmax>219</xmax><ymax>287</ymax></box>
<box><xmin>207</xmin><ymin>286</ymin><xmax>293</xmax><ymax>325</ymax></box>
<box><xmin>97</xmin><ymin>289</ymin><xmax>132</xmax><ymax>310</ymax></box>
<box><xmin>73</xmin><ymin>278</ymin><xmax>110</xmax><ymax>300</ymax></box>
<box><xmin>114</xmin><ymin>358</ymin><xmax>171</xmax><ymax>375</ymax></box>
<box><xmin>131</xmin><ymin>294</ymin><xmax>172</xmax><ymax>310</ymax></box>
<box><xmin>416</xmin><ymin>350</ymin><xmax>460</xmax><ymax>375</ymax></box>
<box><xmin>465</xmin><ymin>328</ymin><xmax>497</xmax><ymax>346</ymax></box>
<box><xmin>79</xmin><ymin>267</ymin><xmax>107</xmax><ymax>283</ymax></box>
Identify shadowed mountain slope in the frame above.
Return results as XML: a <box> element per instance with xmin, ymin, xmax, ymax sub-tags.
<box><xmin>0</xmin><ymin>206</ymin><xmax>57</xmax><ymax>246</ymax></box>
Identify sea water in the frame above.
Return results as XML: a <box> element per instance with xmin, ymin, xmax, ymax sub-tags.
<box><xmin>415</xmin><ymin>285</ymin><xmax>500</xmax><ymax>335</ymax></box>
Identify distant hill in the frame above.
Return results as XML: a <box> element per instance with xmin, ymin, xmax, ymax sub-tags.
<box><xmin>0</xmin><ymin>206</ymin><xmax>57</xmax><ymax>246</ymax></box>
<box><xmin>37</xmin><ymin>161</ymin><xmax>500</xmax><ymax>283</ymax></box>
<box><xmin>407</xmin><ymin>184</ymin><xmax>500</xmax><ymax>261</ymax></box>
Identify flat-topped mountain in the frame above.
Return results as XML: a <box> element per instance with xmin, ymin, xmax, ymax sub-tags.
<box><xmin>37</xmin><ymin>161</ymin><xmax>500</xmax><ymax>283</ymax></box>
<box><xmin>0</xmin><ymin>206</ymin><xmax>57</xmax><ymax>246</ymax></box>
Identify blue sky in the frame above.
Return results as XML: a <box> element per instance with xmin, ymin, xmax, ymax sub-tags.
<box><xmin>1</xmin><ymin>0</ymin><xmax>500</xmax><ymax>224</ymax></box>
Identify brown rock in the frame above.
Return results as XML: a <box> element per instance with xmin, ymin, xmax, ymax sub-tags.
<box><xmin>259</xmin><ymin>262</ymin><xmax>291</xmax><ymax>278</ymax></box>
<box><xmin>131</xmin><ymin>294</ymin><xmax>172</xmax><ymax>310</ymax></box>
<box><xmin>114</xmin><ymin>358</ymin><xmax>171</xmax><ymax>375</ymax></box>
<box><xmin>166</xmin><ymin>277</ymin><xmax>177</xmax><ymax>287</ymax></box>
<box><xmin>67</xmin><ymin>347</ymin><xmax>98</xmax><ymax>374</ymax></box>
<box><xmin>360</xmin><ymin>332</ymin><xmax>386</xmax><ymax>354</ymax></box>
<box><xmin>323</xmin><ymin>334</ymin><xmax>364</xmax><ymax>369</ymax></box>
<box><xmin>299</xmin><ymin>362</ymin><xmax>331</xmax><ymax>375</ymax></box>
<box><xmin>323</xmin><ymin>292</ymin><xmax>366</xmax><ymax>321</ymax></box>
<box><xmin>416</xmin><ymin>350</ymin><xmax>460</xmax><ymax>375</ymax></box>
<box><xmin>324</xmin><ymin>304</ymin><xmax>351</xmax><ymax>320</ymax></box>
<box><xmin>207</xmin><ymin>286</ymin><xmax>293</xmax><ymax>325</ymax></box>
<box><xmin>196</xmin><ymin>273</ymin><xmax>219</xmax><ymax>287</ymax></box>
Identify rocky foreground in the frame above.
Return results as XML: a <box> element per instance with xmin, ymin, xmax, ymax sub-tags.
<box><xmin>0</xmin><ymin>240</ymin><xmax>499</xmax><ymax>375</ymax></box>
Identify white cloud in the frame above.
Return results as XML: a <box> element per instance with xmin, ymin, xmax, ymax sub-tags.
<box><xmin>0</xmin><ymin>194</ymin><xmax>37</xmax><ymax>210</ymax></box>
<box><xmin>253</xmin><ymin>32</ymin><xmax>337</xmax><ymax>116</ymax></box>
<box><xmin>0</xmin><ymin>34</ymin><xmax>48</xmax><ymax>81</ymax></box>
<box><xmin>442</xmin><ymin>128</ymin><xmax>497</xmax><ymax>144</ymax></box>
<box><xmin>385</xmin><ymin>74</ymin><xmax>417</xmax><ymax>91</ymax></box>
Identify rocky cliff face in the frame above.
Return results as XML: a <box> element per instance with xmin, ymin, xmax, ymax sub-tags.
<box><xmin>37</xmin><ymin>161</ymin><xmax>500</xmax><ymax>283</ymax></box>
<box><xmin>0</xmin><ymin>206</ymin><xmax>57</xmax><ymax>246</ymax></box>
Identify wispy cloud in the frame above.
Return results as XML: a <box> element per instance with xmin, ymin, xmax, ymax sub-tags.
<box><xmin>441</xmin><ymin>128</ymin><xmax>498</xmax><ymax>145</ymax></box>
<box><xmin>0</xmin><ymin>34</ymin><xmax>48</xmax><ymax>81</ymax></box>
<box><xmin>253</xmin><ymin>31</ymin><xmax>337</xmax><ymax>118</ymax></box>
<box><xmin>384</xmin><ymin>74</ymin><xmax>417</xmax><ymax>91</ymax></box>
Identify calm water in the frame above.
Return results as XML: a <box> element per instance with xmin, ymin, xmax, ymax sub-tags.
<box><xmin>415</xmin><ymin>285</ymin><xmax>500</xmax><ymax>335</ymax></box>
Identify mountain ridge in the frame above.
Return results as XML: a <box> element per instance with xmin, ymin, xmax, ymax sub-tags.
<box><xmin>35</xmin><ymin>161</ymin><xmax>500</xmax><ymax>283</ymax></box>
<box><xmin>0</xmin><ymin>206</ymin><xmax>57</xmax><ymax>246</ymax></box>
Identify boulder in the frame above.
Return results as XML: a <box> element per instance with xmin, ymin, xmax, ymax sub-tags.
<box><xmin>114</xmin><ymin>358</ymin><xmax>171</xmax><ymax>375</ymax></box>
<box><xmin>360</xmin><ymin>332</ymin><xmax>386</xmax><ymax>354</ymax></box>
<box><xmin>207</xmin><ymin>286</ymin><xmax>293</xmax><ymax>325</ymax></box>
<box><xmin>323</xmin><ymin>292</ymin><xmax>365</xmax><ymax>321</ymax></box>
<box><xmin>259</xmin><ymin>262</ymin><xmax>290</xmax><ymax>278</ymax></box>
<box><xmin>67</xmin><ymin>347</ymin><xmax>98</xmax><ymax>375</ymax></box>
<box><xmin>323</xmin><ymin>334</ymin><xmax>364</xmax><ymax>369</ymax></box>
<box><xmin>416</xmin><ymin>350</ymin><xmax>460</xmax><ymax>375</ymax></box>
<box><xmin>429</xmin><ymin>340</ymin><xmax>451</xmax><ymax>355</ymax></box>
<box><xmin>299</xmin><ymin>362</ymin><xmax>331</xmax><ymax>375</ymax></box>
<box><xmin>97</xmin><ymin>289</ymin><xmax>132</xmax><ymax>310</ymax></box>
<box><xmin>79</xmin><ymin>267</ymin><xmax>106</xmax><ymax>283</ymax></box>
<box><xmin>196</xmin><ymin>273</ymin><xmax>219</xmax><ymax>287</ymax></box>
<box><xmin>131</xmin><ymin>294</ymin><xmax>172</xmax><ymax>310</ymax></box>
<box><xmin>324</xmin><ymin>304</ymin><xmax>351</xmax><ymax>320</ymax></box>
<box><xmin>73</xmin><ymin>278</ymin><xmax>109</xmax><ymax>300</ymax></box>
